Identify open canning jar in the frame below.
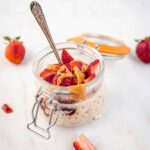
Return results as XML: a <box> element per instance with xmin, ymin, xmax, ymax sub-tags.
<box><xmin>27</xmin><ymin>33</ymin><xmax>130</xmax><ymax>140</ymax></box>
<box><xmin>27</xmin><ymin>42</ymin><xmax>104</xmax><ymax>139</ymax></box>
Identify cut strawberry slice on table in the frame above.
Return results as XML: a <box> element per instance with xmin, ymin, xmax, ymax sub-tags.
<box><xmin>2</xmin><ymin>104</ymin><xmax>13</xmax><ymax>113</ymax></box>
<box><xmin>87</xmin><ymin>59</ymin><xmax>100</xmax><ymax>76</ymax></box>
<box><xmin>73</xmin><ymin>134</ymin><xmax>96</xmax><ymax>150</ymax></box>
<box><xmin>61</xmin><ymin>48</ymin><xmax>74</xmax><ymax>64</ymax></box>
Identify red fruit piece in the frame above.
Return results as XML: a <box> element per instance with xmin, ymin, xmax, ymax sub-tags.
<box><xmin>87</xmin><ymin>59</ymin><xmax>100</xmax><ymax>76</ymax></box>
<box><xmin>52</xmin><ymin>74</ymin><xmax>60</xmax><ymax>85</ymax></box>
<box><xmin>43</xmin><ymin>72</ymin><xmax>56</xmax><ymax>84</ymax></box>
<box><xmin>60</xmin><ymin>77</ymin><xmax>74</xmax><ymax>86</ymax></box>
<box><xmin>73</xmin><ymin>134</ymin><xmax>96</xmax><ymax>150</ymax></box>
<box><xmin>40</xmin><ymin>64</ymin><xmax>61</xmax><ymax>78</ymax></box>
<box><xmin>65</xmin><ymin>63</ymin><xmax>72</xmax><ymax>72</ymax></box>
<box><xmin>61</xmin><ymin>48</ymin><xmax>74</xmax><ymax>64</ymax></box>
<box><xmin>4</xmin><ymin>36</ymin><xmax>25</xmax><ymax>64</ymax></box>
<box><xmin>2</xmin><ymin>104</ymin><xmax>13</xmax><ymax>113</ymax></box>
<box><xmin>136</xmin><ymin>38</ymin><xmax>150</xmax><ymax>63</ymax></box>
<box><xmin>40</xmin><ymin>69</ymin><xmax>52</xmax><ymax>78</ymax></box>
<box><xmin>70</xmin><ymin>60</ymin><xmax>83</xmax><ymax>70</ymax></box>
<box><xmin>85</xmin><ymin>74</ymin><xmax>96</xmax><ymax>83</ymax></box>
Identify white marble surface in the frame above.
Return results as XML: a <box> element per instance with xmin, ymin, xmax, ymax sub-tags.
<box><xmin>0</xmin><ymin>0</ymin><xmax>150</xmax><ymax>149</ymax></box>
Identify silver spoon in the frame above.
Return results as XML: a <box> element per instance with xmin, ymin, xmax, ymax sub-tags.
<box><xmin>30</xmin><ymin>1</ymin><xmax>63</xmax><ymax>64</ymax></box>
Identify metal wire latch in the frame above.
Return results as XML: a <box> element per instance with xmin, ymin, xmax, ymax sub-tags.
<box><xmin>27</xmin><ymin>87</ymin><xmax>59</xmax><ymax>140</ymax></box>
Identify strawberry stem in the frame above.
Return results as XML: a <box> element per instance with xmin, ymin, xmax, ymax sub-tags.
<box><xmin>135</xmin><ymin>36</ymin><xmax>150</xmax><ymax>43</ymax></box>
<box><xmin>145</xmin><ymin>36</ymin><xmax>150</xmax><ymax>40</ymax></box>
<box><xmin>135</xmin><ymin>39</ymin><xmax>140</xmax><ymax>42</ymax></box>
<box><xmin>3</xmin><ymin>36</ymin><xmax>21</xmax><ymax>44</ymax></box>
<box><xmin>3</xmin><ymin>36</ymin><xmax>12</xmax><ymax>42</ymax></box>
<box><xmin>15</xmin><ymin>36</ymin><xmax>21</xmax><ymax>40</ymax></box>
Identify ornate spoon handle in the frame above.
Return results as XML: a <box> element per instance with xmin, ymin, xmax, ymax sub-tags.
<box><xmin>30</xmin><ymin>1</ymin><xmax>63</xmax><ymax>64</ymax></box>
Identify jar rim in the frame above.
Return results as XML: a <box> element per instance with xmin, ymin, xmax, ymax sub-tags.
<box><xmin>33</xmin><ymin>42</ymin><xmax>104</xmax><ymax>93</ymax></box>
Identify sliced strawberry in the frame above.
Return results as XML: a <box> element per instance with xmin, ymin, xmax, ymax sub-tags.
<box><xmin>43</xmin><ymin>72</ymin><xmax>56</xmax><ymax>84</ymax></box>
<box><xmin>70</xmin><ymin>60</ymin><xmax>83</xmax><ymax>70</ymax></box>
<box><xmin>2</xmin><ymin>104</ymin><xmax>13</xmax><ymax>113</ymax></box>
<box><xmin>52</xmin><ymin>74</ymin><xmax>60</xmax><ymax>85</ymax></box>
<box><xmin>73</xmin><ymin>134</ymin><xmax>96</xmax><ymax>150</ymax></box>
<box><xmin>65</xmin><ymin>63</ymin><xmax>72</xmax><ymax>72</ymax></box>
<box><xmin>40</xmin><ymin>64</ymin><xmax>61</xmax><ymax>78</ymax></box>
<box><xmin>87</xmin><ymin>59</ymin><xmax>100</xmax><ymax>76</ymax></box>
<box><xmin>73</xmin><ymin>140</ymin><xmax>83</xmax><ymax>150</ymax></box>
<box><xmin>61</xmin><ymin>48</ymin><xmax>74</xmax><ymax>64</ymax></box>
<box><xmin>85</xmin><ymin>74</ymin><xmax>96</xmax><ymax>83</ymax></box>
<box><xmin>60</xmin><ymin>77</ymin><xmax>74</xmax><ymax>86</ymax></box>
<box><xmin>40</xmin><ymin>68</ymin><xmax>52</xmax><ymax>78</ymax></box>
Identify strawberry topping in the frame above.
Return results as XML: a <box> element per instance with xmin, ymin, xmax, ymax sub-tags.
<box><xmin>85</xmin><ymin>74</ymin><xmax>96</xmax><ymax>83</ymax></box>
<box><xmin>62</xmin><ymin>48</ymin><xmax>74</xmax><ymax>64</ymax></box>
<box><xmin>40</xmin><ymin>49</ymin><xmax>100</xmax><ymax>87</ymax></box>
<box><xmin>52</xmin><ymin>74</ymin><xmax>60</xmax><ymax>85</ymax></box>
<box><xmin>70</xmin><ymin>60</ymin><xmax>83</xmax><ymax>70</ymax></box>
<box><xmin>87</xmin><ymin>59</ymin><xmax>100</xmax><ymax>76</ymax></box>
<box><xmin>43</xmin><ymin>72</ymin><xmax>56</xmax><ymax>84</ymax></box>
<box><xmin>60</xmin><ymin>77</ymin><xmax>74</xmax><ymax>86</ymax></box>
<box><xmin>40</xmin><ymin>69</ymin><xmax>52</xmax><ymax>78</ymax></box>
<box><xmin>65</xmin><ymin>62</ymin><xmax>72</xmax><ymax>72</ymax></box>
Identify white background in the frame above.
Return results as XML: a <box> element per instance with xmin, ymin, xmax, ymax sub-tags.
<box><xmin>0</xmin><ymin>0</ymin><xmax>150</xmax><ymax>149</ymax></box>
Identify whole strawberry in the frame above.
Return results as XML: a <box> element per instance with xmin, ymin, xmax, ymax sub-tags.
<box><xmin>136</xmin><ymin>37</ymin><xmax>150</xmax><ymax>63</ymax></box>
<box><xmin>4</xmin><ymin>36</ymin><xmax>25</xmax><ymax>64</ymax></box>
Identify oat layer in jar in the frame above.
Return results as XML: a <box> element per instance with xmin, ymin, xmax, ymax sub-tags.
<box><xmin>28</xmin><ymin>42</ymin><xmax>104</xmax><ymax>139</ymax></box>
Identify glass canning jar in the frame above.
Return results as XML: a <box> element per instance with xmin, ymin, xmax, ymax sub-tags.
<box><xmin>27</xmin><ymin>42</ymin><xmax>104</xmax><ymax>139</ymax></box>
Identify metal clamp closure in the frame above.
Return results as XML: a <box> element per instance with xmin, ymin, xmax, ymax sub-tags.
<box><xmin>27</xmin><ymin>87</ymin><xmax>59</xmax><ymax>140</ymax></box>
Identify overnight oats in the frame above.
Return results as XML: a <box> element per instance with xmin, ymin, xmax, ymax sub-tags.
<box><xmin>29</xmin><ymin>42</ymin><xmax>104</xmax><ymax>130</ymax></box>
